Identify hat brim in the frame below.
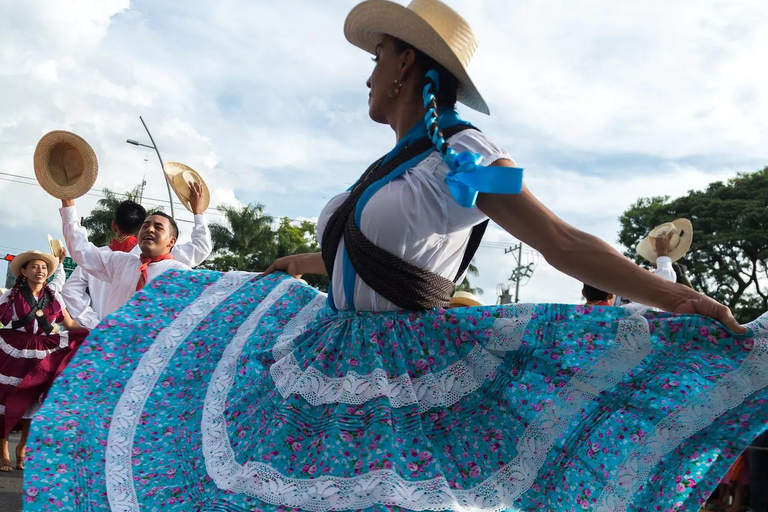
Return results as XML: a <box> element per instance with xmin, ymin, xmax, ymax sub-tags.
<box><xmin>10</xmin><ymin>251</ymin><xmax>59</xmax><ymax>278</ymax></box>
<box><xmin>344</xmin><ymin>0</ymin><xmax>490</xmax><ymax>115</ymax></box>
<box><xmin>449</xmin><ymin>296</ymin><xmax>483</xmax><ymax>307</ymax></box>
<box><xmin>163</xmin><ymin>162</ymin><xmax>211</xmax><ymax>213</ymax></box>
<box><xmin>636</xmin><ymin>219</ymin><xmax>693</xmax><ymax>263</ymax></box>
<box><xmin>34</xmin><ymin>131</ymin><xmax>98</xmax><ymax>200</ymax></box>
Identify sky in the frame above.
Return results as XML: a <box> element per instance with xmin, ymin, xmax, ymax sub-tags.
<box><xmin>0</xmin><ymin>0</ymin><xmax>767</xmax><ymax>304</ymax></box>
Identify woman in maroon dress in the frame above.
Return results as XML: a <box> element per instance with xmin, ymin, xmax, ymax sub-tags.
<box><xmin>0</xmin><ymin>250</ymin><xmax>85</xmax><ymax>472</ymax></box>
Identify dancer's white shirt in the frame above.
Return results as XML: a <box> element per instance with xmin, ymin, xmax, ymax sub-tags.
<box><xmin>61</xmin><ymin>214</ymin><xmax>212</xmax><ymax>330</ymax></box>
<box><xmin>317</xmin><ymin>129</ymin><xmax>511</xmax><ymax>312</ymax></box>
<box><xmin>60</xmin><ymin>206</ymin><xmax>190</xmax><ymax>323</ymax></box>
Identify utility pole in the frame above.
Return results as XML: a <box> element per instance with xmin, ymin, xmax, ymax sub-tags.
<box><xmin>504</xmin><ymin>242</ymin><xmax>536</xmax><ymax>303</ymax></box>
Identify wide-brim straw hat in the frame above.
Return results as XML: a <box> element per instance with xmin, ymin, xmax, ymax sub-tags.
<box><xmin>636</xmin><ymin>218</ymin><xmax>693</xmax><ymax>264</ymax></box>
<box><xmin>344</xmin><ymin>0</ymin><xmax>490</xmax><ymax>115</ymax></box>
<box><xmin>163</xmin><ymin>162</ymin><xmax>211</xmax><ymax>213</ymax></box>
<box><xmin>449</xmin><ymin>290</ymin><xmax>483</xmax><ymax>308</ymax></box>
<box><xmin>10</xmin><ymin>250</ymin><xmax>58</xmax><ymax>278</ymax></box>
<box><xmin>34</xmin><ymin>130</ymin><xmax>98</xmax><ymax>200</ymax></box>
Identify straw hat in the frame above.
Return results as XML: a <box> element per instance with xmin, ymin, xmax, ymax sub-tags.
<box><xmin>47</xmin><ymin>234</ymin><xmax>64</xmax><ymax>258</ymax></box>
<box><xmin>163</xmin><ymin>162</ymin><xmax>211</xmax><ymax>213</ymax></box>
<box><xmin>636</xmin><ymin>218</ymin><xmax>693</xmax><ymax>264</ymax></box>
<box><xmin>10</xmin><ymin>250</ymin><xmax>59</xmax><ymax>278</ymax></box>
<box><xmin>449</xmin><ymin>291</ymin><xmax>483</xmax><ymax>308</ymax></box>
<box><xmin>344</xmin><ymin>0</ymin><xmax>489</xmax><ymax>115</ymax></box>
<box><xmin>34</xmin><ymin>131</ymin><xmax>98</xmax><ymax>199</ymax></box>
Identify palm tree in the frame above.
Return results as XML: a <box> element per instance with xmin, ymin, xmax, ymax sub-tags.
<box><xmin>204</xmin><ymin>203</ymin><xmax>275</xmax><ymax>272</ymax></box>
<box><xmin>455</xmin><ymin>259</ymin><xmax>483</xmax><ymax>295</ymax></box>
<box><xmin>82</xmin><ymin>184</ymin><xmax>145</xmax><ymax>246</ymax></box>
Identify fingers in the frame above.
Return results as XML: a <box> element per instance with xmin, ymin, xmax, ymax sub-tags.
<box><xmin>718</xmin><ymin>307</ymin><xmax>748</xmax><ymax>334</ymax></box>
<box><xmin>262</xmin><ymin>263</ymin><xmax>277</xmax><ymax>276</ymax></box>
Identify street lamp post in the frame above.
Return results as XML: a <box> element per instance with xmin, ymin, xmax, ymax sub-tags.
<box><xmin>126</xmin><ymin>115</ymin><xmax>175</xmax><ymax>219</ymax></box>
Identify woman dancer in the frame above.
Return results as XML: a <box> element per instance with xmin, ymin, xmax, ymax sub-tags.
<box><xmin>0</xmin><ymin>250</ymin><xmax>84</xmax><ymax>472</ymax></box>
<box><xmin>24</xmin><ymin>1</ymin><xmax>767</xmax><ymax>510</ymax></box>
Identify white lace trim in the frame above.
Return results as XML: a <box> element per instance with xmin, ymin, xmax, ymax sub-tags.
<box><xmin>594</xmin><ymin>314</ymin><xmax>768</xmax><ymax>512</ymax></box>
<box><xmin>205</xmin><ymin>308</ymin><xmax>650</xmax><ymax>511</ymax></box>
<box><xmin>269</xmin><ymin>304</ymin><xmax>535</xmax><ymax>413</ymax></box>
<box><xmin>0</xmin><ymin>330</ymin><xmax>69</xmax><ymax>359</ymax></box>
<box><xmin>202</xmin><ymin>279</ymin><xmax>299</xmax><ymax>492</ymax></box>
<box><xmin>0</xmin><ymin>373</ymin><xmax>22</xmax><ymax>386</ymax></box>
<box><xmin>105</xmin><ymin>272</ymin><xmax>254</xmax><ymax>512</ymax></box>
<box><xmin>271</xmin><ymin>294</ymin><xmax>327</xmax><ymax>360</ymax></box>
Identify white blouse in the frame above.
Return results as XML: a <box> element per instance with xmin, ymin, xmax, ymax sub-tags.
<box><xmin>317</xmin><ymin>129</ymin><xmax>512</xmax><ymax>312</ymax></box>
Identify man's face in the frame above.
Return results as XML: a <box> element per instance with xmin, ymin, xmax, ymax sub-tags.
<box><xmin>138</xmin><ymin>215</ymin><xmax>176</xmax><ymax>257</ymax></box>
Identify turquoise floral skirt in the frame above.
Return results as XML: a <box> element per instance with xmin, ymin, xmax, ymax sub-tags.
<box><xmin>21</xmin><ymin>271</ymin><xmax>768</xmax><ymax>511</ymax></box>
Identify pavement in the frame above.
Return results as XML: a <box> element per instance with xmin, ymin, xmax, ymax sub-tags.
<box><xmin>0</xmin><ymin>431</ymin><xmax>23</xmax><ymax>512</ymax></box>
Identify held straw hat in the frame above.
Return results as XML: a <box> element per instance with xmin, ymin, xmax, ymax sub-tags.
<box><xmin>636</xmin><ymin>218</ymin><xmax>693</xmax><ymax>264</ymax></box>
<box><xmin>34</xmin><ymin>131</ymin><xmax>98</xmax><ymax>200</ymax></box>
<box><xmin>47</xmin><ymin>234</ymin><xmax>64</xmax><ymax>258</ymax></box>
<box><xmin>449</xmin><ymin>291</ymin><xmax>483</xmax><ymax>308</ymax></box>
<box><xmin>10</xmin><ymin>250</ymin><xmax>59</xmax><ymax>278</ymax></box>
<box><xmin>163</xmin><ymin>162</ymin><xmax>211</xmax><ymax>213</ymax></box>
<box><xmin>344</xmin><ymin>0</ymin><xmax>489</xmax><ymax>115</ymax></box>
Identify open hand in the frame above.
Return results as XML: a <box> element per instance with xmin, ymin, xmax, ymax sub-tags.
<box><xmin>671</xmin><ymin>293</ymin><xmax>747</xmax><ymax>334</ymax></box>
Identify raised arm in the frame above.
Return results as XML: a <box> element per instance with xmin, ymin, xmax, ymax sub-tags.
<box><xmin>476</xmin><ymin>159</ymin><xmax>744</xmax><ymax>333</ymax></box>
<box><xmin>48</xmin><ymin>261</ymin><xmax>66</xmax><ymax>293</ymax></box>
<box><xmin>60</xmin><ymin>200</ymin><xmax>127</xmax><ymax>283</ymax></box>
<box><xmin>652</xmin><ymin>232</ymin><xmax>677</xmax><ymax>283</ymax></box>
<box><xmin>171</xmin><ymin>181</ymin><xmax>213</xmax><ymax>267</ymax></box>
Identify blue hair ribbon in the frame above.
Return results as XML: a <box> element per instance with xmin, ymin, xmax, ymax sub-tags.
<box><xmin>423</xmin><ymin>70</ymin><xmax>524</xmax><ymax>207</ymax></box>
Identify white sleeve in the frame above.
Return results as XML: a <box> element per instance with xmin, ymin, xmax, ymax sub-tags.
<box><xmin>60</xmin><ymin>206</ymin><xmax>128</xmax><ymax>283</ymax></box>
<box><xmin>654</xmin><ymin>256</ymin><xmax>676</xmax><ymax>283</ymax></box>
<box><xmin>0</xmin><ymin>289</ymin><xmax>10</xmax><ymax>306</ymax></box>
<box><xmin>171</xmin><ymin>214</ymin><xmax>213</xmax><ymax>267</ymax></box>
<box><xmin>61</xmin><ymin>266</ymin><xmax>100</xmax><ymax>330</ymax></box>
<box><xmin>48</xmin><ymin>263</ymin><xmax>66</xmax><ymax>293</ymax></box>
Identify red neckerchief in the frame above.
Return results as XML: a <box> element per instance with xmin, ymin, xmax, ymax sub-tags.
<box><xmin>136</xmin><ymin>253</ymin><xmax>175</xmax><ymax>291</ymax></box>
<box><xmin>109</xmin><ymin>235</ymin><xmax>139</xmax><ymax>253</ymax></box>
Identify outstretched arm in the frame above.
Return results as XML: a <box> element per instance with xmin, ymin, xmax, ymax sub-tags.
<box><xmin>477</xmin><ymin>159</ymin><xmax>744</xmax><ymax>333</ymax></box>
<box><xmin>263</xmin><ymin>252</ymin><xmax>327</xmax><ymax>278</ymax></box>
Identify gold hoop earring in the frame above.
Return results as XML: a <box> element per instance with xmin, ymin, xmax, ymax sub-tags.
<box><xmin>387</xmin><ymin>79</ymin><xmax>403</xmax><ymax>99</ymax></box>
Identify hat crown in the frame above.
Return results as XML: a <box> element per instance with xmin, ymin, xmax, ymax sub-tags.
<box><xmin>406</xmin><ymin>0</ymin><xmax>477</xmax><ymax>67</ymax></box>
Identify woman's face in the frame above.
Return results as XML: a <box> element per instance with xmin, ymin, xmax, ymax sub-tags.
<box><xmin>366</xmin><ymin>35</ymin><xmax>404</xmax><ymax>124</ymax></box>
<box><xmin>21</xmin><ymin>259</ymin><xmax>49</xmax><ymax>285</ymax></box>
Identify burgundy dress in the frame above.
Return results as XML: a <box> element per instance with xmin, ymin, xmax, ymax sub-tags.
<box><xmin>0</xmin><ymin>284</ymin><xmax>86</xmax><ymax>436</ymax></box>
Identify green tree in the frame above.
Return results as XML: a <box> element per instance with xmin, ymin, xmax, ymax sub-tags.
<box><xmin>203</xmin><ymin>203</ymin><xmax>329</xmax><ymax>291</ymax></box>
<box><xmin>82</xmin><ymin>183</ymin><xmax>145</xmax><ymax>245</ymax></box>
<box><xmin>617</xmin><ymin>167</ymin><xmax>768</xmax><ymax>322</ymax></box>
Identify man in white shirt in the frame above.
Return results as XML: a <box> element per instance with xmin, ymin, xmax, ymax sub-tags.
<box><xmin>62</xmin><ymin>192</ymin><xmax>212</xmax><ymax>330</ymax></box>
<box><xmin>60</xmin><ymin>195</ymin><xmax>195</xmax><ymax>322</ymax></box>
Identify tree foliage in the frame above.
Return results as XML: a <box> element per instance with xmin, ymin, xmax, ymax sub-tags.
<box><xmin>618</xmin><ymin>167</ymin><xmax>768</xmax><ymax>322</ymax></box>
<box><xmin>203</xmin><ymin>203</ymin><xmax>329</xmax><ymax>291</ymax></box>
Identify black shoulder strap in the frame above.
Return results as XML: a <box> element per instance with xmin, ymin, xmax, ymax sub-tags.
<box><xmin>12</xmin><ymin>286</ymin><xmax>55</xmax><ymax>334</ymax></box>
<box><xmin>454</xmin><ymin>219</ymin><xmax>488</xmax><ymax>282</ymax></box>
<box><xmin>323</xmin><ymin>124</ymin><xmax>487</xmax><ymax>310</ymax></box>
